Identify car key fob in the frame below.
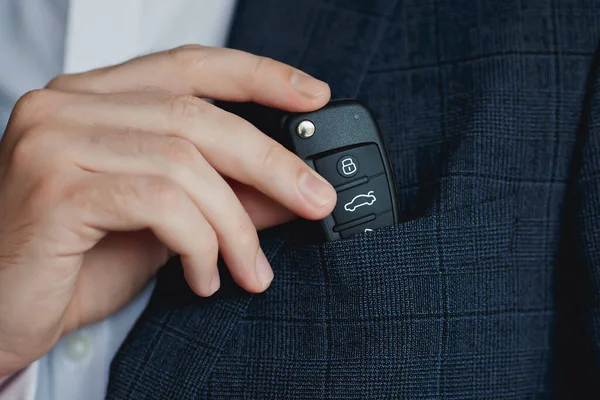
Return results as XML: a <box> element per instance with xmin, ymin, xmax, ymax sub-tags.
<box><xmin>281</xmin><ymin>99</ymin><xmax>399</xmax><ymax>241</ymax></box>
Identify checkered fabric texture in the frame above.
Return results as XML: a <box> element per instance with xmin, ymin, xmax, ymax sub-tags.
<box><xmin>107</xmin><ymin>0</ymin><xmax>600</xmax><ymax>398</ymax></box>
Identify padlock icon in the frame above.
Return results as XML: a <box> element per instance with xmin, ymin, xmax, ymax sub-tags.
<box><xmin>340</xmin><ymin>157</ymin><xmax>357</xmax><ymax>176</ymax></box>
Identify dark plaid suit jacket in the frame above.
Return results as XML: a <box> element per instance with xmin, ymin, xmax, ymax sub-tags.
<box><xmin>107</xmin><ymin>0</ymin><xmax>600</xmax><ymax>398</ymax></box>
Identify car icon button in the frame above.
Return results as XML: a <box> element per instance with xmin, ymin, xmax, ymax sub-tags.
<box><xmin>332</xmin><ymin>174</ymin><xmax>392</xmax><ymax>225</ymax></box>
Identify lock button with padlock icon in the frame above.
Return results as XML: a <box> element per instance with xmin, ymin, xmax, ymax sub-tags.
<box><xmin>314</xmin><ymin>144</ymin><xmax>385</xmax><ymax>187</ymax></box>
<box><xmin>337</xmin><ymin>155</ymin><xmax>359</xmax><ymax>177</ymax></box>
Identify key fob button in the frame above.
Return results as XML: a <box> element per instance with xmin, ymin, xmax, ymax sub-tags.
<box><xmin>332</xmin><ymin>174</ymin><xmax>392</xmax><ymax>225</ymax></box>
<box><xmin>338</xmin><ymin>210</ymin><xmax>394</xmax><ymax>238</ymax></box>
<box><xmin>314</xmin><ymin>144</ymin><xmax>384</xmax><ymax>188</ymax></box>
<box><xmin>282</xmin><ymin>100</ymin><xmax>399</xmax><ymax>241</ymax></box>
<box><xmin>337</xmin><ymin>155</ymin><xmax>359</xmax><ymax>178</ymax></box>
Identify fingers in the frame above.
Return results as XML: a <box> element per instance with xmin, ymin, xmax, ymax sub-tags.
<box><xmin>227</xmin><ymin>180</ymin><xmax>296</xmax><ymax>230</ymax></box>
<box><xmin>65</xmin><ymin>130</ymin><xmax>274</xmax><ymax>293</ymax></box>
<box><xmin>65</xmin><ymin>173</ymin><xmax>221</xmax><ymax>297</ymax></box>
<box><xmin>4</xmin><ymin>87</ymin><xmax>311</xmax><ymax>297</ymax></box>
<box><xmin>47</xmin><ymin>45</ymin><xmax>331</xmax><ymax>112</ymax></box>
<box><xmin>52</xmin><ymin>92</ymin><xmax>337</xmax><ymax>221</ymax></box>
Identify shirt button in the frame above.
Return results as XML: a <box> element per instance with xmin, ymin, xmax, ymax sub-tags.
<box><xmin>64</xmin><ymin>333</ymin><xmax>93</xmax><ymax>362</ymax></box>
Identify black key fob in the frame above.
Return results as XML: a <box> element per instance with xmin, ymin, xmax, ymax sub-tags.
<box><xmin>281</xmin><ymin>99</ymin><xmax>399</xmax><ymax>241</ymax></box>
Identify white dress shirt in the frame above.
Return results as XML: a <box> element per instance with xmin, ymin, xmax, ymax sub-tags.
<box><xmin>0</xmin><ymin>1</ymin><xmax>237</xmax><ymax>399</ymax></box>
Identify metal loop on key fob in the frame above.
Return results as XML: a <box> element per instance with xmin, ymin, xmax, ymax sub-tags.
<box><xmin>296</xmin><ymin>120</ymin><xmax>315</xmax><ymax>138</ymax></box>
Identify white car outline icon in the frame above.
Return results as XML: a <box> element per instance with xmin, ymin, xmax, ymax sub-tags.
<box><xmin>344</xmin><ymin>190</ymin><xmax>377</xmax><ymax>212</ymax></box>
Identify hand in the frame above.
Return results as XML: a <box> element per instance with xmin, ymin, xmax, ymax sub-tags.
<box><xmin>0</xmin><ymin>45</ymin><xmax>336</xmax><ymax>375</ymax></box>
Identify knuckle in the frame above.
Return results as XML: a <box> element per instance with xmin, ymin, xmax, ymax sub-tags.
<box><xmin>166</xmin><ymin>44</ymin><xmax>210</xmax><ymax>71</ymax></box>
<box><xmin>11</xmin><ymin>89</ymin><xmax>53</xmax><ymax>123</ymax></box>
<box><xmin>45</xmin><ymin>74</ymin><xmax>71</xmax><ymax>90</ymax></box>
<box><xmin>62</xmin><ymin>179</ymin><xmax>93</xmax><ymax>211</ymax></box>
<box><xmin>250</xmin><ymin>56</ymin><xmax>274</xmax><ymax>78</ymax></box>
<box><xmin>143</xmin><ymin>177</ymin><xmax>184</xmax><ymax>210</ymax></box>
<box><xmin>162</xmin><ymin>137</ymin><xmax>199</xmax><ymax>169</ymax></box>
<box><xmin>248</xmin><ymin>56</ymin><xmax>276</xmax><ymax>87</ymax></box>
<box><xmin>258</xmin><ymin>142</ymin><xmax>285</xmax><ymax>171</ymax></box>
<box><xmin>235</xmin><ymin>223</ymin><xmax>258</xmax><ymax>250</ymax></box>
<box><xmin>169</xmin><ymin>94</ymin><xmax>207</xmax><ymax>120</ymax></box>
<box><xmin>200</xmin><ymin>229</ymin><xmax>219</xmax><ymax>256</ymax></box>
<box><xmin>15</xmin><ymin>89</ymin><xmax>49</xmax><ymax>109</ymax></box>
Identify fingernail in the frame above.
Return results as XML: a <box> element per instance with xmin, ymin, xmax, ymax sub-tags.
<box><xmin>298</xmin><ymin>170</ymin><xmax>335</xmax><ymax>208</ymax></box>
<box><xmin>255</xmin><ymin>249</ymin><xmax>274</xmax><ymax>290</ymax></box>
<box><xmin>290</xmin><ymin>71</ymin><xmax>329</xmax><ymax>98</ymax></box>
<box><xmin>209</xmin><ymin>269</ymin><xmax>220</xmax><ymax>295</ymax></box>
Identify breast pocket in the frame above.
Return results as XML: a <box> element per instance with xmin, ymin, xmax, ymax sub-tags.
<box><xmin>214</xmin><ymin>195</ymin><xmax>554</xmax><ymax>399</ymax></box>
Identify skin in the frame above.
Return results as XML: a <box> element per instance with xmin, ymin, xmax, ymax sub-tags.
<box><xmin>0</xmin><ymin>45</ymin><xmax>337</xmax><ymax>376</ymax></box>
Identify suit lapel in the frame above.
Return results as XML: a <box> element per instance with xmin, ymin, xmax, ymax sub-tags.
<box><xmin>107</xmin><ymin>1</ymin><xmax>398</xmax><ymax>398</ymax></box>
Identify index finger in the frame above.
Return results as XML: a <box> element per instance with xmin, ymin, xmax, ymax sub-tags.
<box><xmin>47</xmin><ymin>45</ymin><xmax>331</xmax><ymax>112</ymax></box>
